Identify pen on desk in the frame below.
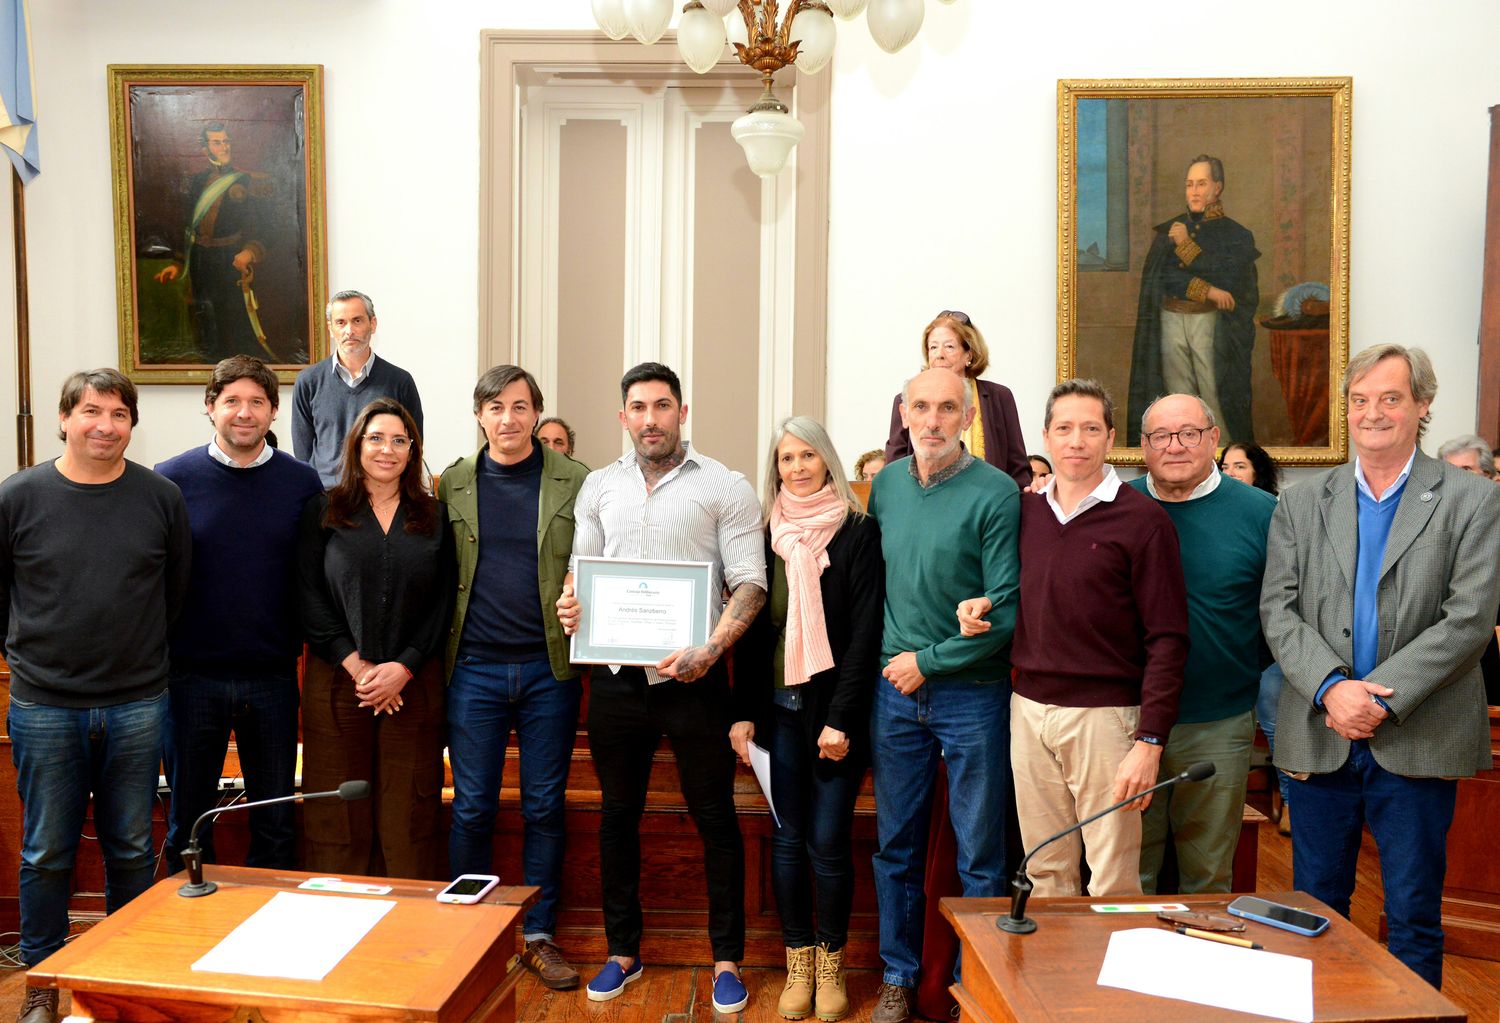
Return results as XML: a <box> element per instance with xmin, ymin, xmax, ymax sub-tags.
<box><xmin>1174</xmin><ymin>925</ymin><xmax>1263</xmax><ymax>950</ymax></box>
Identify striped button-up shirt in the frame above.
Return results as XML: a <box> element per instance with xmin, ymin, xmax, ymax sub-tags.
<box><xmin>571</xmin><ymin>444</ymin><xmax>766</xmax><ymax>609</ymax></box>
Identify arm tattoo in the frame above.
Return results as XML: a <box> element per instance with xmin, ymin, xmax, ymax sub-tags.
<box><xmin>706</xmin><ymin>582</ymin><xmax>767</xmax><ymax>659</ymax></box>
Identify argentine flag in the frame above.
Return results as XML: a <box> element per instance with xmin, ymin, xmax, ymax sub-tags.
<box><xmin>0</xmin><ymin>0</ymin><xmax>38</xmax><ymax>183</ymax></box>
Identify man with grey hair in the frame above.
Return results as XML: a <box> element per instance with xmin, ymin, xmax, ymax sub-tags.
<box><xmin>1128</xmin><ymin>154</ymin><xmax>1261</xmax><ymax>444</ymax></box>
<box><xmin>1437</xmin><ymin>433</ymin><xmax>1497</xmax><ymax>479</ymax></box>
<box><xmin>864</xmin><ymin>367</ymin><xmax>1020</xmax><ymax>1023</ymax></box>
<box><xmin>1261</xmin><ymin>343</ymin><xmax>1500</xmax><ymax>988</ymax></box>
<box><xmin>290</xmin><ymin>289</ymin><xmax>424</xmax><ymax>486</ymax></box>
<box><xmin>1128</xmin><ymin>393</ymin><xmax>1276</xmax><ymax>893</ymax></box>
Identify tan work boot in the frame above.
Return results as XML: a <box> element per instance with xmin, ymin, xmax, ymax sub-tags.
<box><xmin>814</xmin><ymin>943</ymin><xmax>848</xmax><ymax>1021</ymax></box>
<box><xmin>777</xmin><ymin>945</ymin><xmax>815</xmax><ymax>1019</ymax></box>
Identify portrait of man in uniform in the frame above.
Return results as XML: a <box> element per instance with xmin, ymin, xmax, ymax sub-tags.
<box><xmin>110</xmin><ymin>67</ymin><xmax>327</xmax><ymax>384</ymax></box>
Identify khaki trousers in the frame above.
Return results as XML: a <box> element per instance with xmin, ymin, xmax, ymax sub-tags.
<box><xmin>1011</xmin><ymin>693</ymin><xmax>1142</xmax><ymax>898</ymax></box>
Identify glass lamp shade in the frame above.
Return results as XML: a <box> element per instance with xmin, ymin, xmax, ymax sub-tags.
<box><xmin>592</xmin><ymin>0</ymin><xmax>631</xmax><ymax>39</ymax></box>
<box><xmin>726</xmin><ymin>10</ymin><xmax>750</xmax><ymax>48</ymax></box>
<box><xmin>826</xmin><ymin>0</ymin><xmax>868</xmax><ymax>19</ymax></box>
<box><xmin>866</xmin><ymin>0</ymin><xmax>924</xmax><ymax>53</ymax></box>
<box><xmin>789</xmin><ymin>5</ymin><xmax>835</xmax><ymax>74</ymax></box>
<box><xmin>624</xmin><ymin>0</ymin><xmax>673</xmax><ymax>43</ymax></box>
<box><xmin>699</xmin><ymin>0</ymin><xmax>739</xmax><ymax>14</ymax></box>
<box><xmin>677</xmin><ymin>3</ymin><xmax>728</xmax><ymax>73</ymax></box>
<box><xmin>732</xmin><ymin>104</ymin><xmax>805</xmax><ymax>178</ymax></box>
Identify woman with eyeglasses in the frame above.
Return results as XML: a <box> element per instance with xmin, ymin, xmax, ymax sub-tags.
<box><xmin>297</xmin><ymin>397</ymin><xmax>455</xmax><ymax>877</ymax></box>
<box><xmin>884</xmin><ymin>310</ymin><xmax>1032</xmax><ymax>490</ymax></box>
<box><xmin>729</xmin><ymin>417</ymin><xmax>883</xmax><ymax>1023</ymax></box>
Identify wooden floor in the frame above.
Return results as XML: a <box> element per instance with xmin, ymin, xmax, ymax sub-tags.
<box><xmin>0</xmin><ymin>814</ymin><xmax>1495</xmax><ymax>1022</ymax></box>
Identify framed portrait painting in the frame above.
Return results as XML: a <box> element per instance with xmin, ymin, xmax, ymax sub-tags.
<box><xmin>109</xmin><ymin>65</ymin><xmax>327</xmax><ymax>384</ymax></box>
<box><xmin>1057</xmin><ymin>77</ymin><xmax>1352</xmax><ymax>465</ymax></box>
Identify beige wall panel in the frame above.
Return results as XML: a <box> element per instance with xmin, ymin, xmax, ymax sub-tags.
<box><xmin>556</xmin><ymin>118</ymin><xmax>628</xmax><ymax>471</ymax></box>
<box><xmin>689</xmin><ymin>125</ymin><xmax>761</xmax><ymax>481</ymax></box>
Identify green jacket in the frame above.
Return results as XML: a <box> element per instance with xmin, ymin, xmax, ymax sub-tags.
<box><xmin>437</xmin><ymin>443</ymin><xmax>588</xmax><ymax>683</ymax></box>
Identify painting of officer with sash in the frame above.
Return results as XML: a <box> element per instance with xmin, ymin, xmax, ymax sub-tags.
<box><xmin>110</xmin><ymin>66</ymin><xmax>326</xmax><ymax>384</ymax></box>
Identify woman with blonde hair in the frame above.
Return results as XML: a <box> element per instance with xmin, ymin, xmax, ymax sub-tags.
<box><xmin>884</xmin><ymin>310</ymin><xmax>1031</xmax><ymax>489</ymax></box>
<box><xmin>730</xmin><ymin>417</ymin><xmax>884</xmax><ymax>1022</ymax></box>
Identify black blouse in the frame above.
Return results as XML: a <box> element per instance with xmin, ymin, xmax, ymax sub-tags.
<box><xmin>297</xmin><ymin>493</ymin><xmax>456</xmax><ymax>673</ymax></box>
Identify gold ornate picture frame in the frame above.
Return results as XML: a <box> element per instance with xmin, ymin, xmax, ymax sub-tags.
<box><xmin>108</xmin><ymin>65</ymin><xmax>327</xmax><ymax>384</ymax></box>
<box><xmin>1057</xmin><ymin>77</ymin><xmax>1352</xmax><ymax>465</ymax></box>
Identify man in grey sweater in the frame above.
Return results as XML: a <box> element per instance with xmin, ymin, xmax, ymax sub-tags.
<box><xmin>290</xmin><ymin>289</ymin><xmax>424</xmax><ymax>486</ymax></box>
<box><xmin>0</xmin><ymin>369</ymin><xmax>191</xmax><ymax>1023</ymax></box>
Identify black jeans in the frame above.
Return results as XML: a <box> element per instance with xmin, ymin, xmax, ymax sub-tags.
<box><xmin>588</xmin><ymin>665</ymin><xmax>744</xmax><ymax>962</ymax></box>
<box><xmin>769</xmin><ymin>703</ymin><xmax>862</xmax><ymax>950</ymax></box>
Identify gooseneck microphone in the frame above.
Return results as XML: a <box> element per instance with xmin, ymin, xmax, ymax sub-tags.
<box><xmin>996</xmin><ymin>760</ymin><xmax>1216</xmax><ymax>934</ymax></box>
<box><xmin>177</xmin><ymin>780</ymin><xmax>371</xmax><ymax>898</ymax></box>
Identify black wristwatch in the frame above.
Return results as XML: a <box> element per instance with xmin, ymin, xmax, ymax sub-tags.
<box><xmin>1136</xmin><ymin>735</ymin><xmax>1164</xmax><ymax>747</ymax></box>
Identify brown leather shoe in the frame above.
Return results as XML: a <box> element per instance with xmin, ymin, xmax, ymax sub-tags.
<box><xmin>521</xmin><ymin>938</ymin><xmax>581</xmax><ymax>990</ymax></box>
<box><xmin>17</xmin><ymin>987</ymin><xmax>58</xmax><ymax>1023</ymax></box>
<box><xmin>871</xmin><ymin>982</ymin><xmax>911</xmax><ymax>1023</ymax></box>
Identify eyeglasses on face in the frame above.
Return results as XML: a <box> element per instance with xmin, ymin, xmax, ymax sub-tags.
<box><xmin>1144</xmin><ymin>426</ymin><xmax>1210</xmax><ymax>450</ymax></box>
<box><xmin>362</xmin><ymin>433</ymin><xmax>412</xmax><ymax>452</ymax></box>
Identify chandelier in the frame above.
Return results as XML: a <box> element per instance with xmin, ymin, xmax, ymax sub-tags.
<box><xmin>590</xmin><ymin>0</ymin><xmax>953</xmax><ymax>177</ymax></box>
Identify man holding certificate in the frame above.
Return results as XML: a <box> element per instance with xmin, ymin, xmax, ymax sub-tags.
<box><xmin>556</xmin><ymin>362</ymin><xmax>766</xmax><ymax>1014</ymax></box>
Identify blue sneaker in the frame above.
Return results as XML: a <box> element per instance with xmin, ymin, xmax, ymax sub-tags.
<box><xmin>712</xmin><ymin>969</ymin><xmax>749</xmax><ymax>1014</ymax></box>
<box><xmin>586</xmin><ymin>959</ymin><xmax>643</xmax><ymax>1002</ymax></box>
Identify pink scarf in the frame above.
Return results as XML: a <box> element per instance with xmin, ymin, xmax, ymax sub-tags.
<box><xmin>770</xmin><ymin>484</ymin><xmax>845</xmax><ymax>686</ymax></box>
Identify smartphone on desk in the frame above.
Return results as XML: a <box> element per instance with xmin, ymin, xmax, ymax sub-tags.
<box><xmin>1227</xmin><ymin>896</ymin><xmax>1330</xmax><ymax>936</ymax></box>
<box><xmin>436</xmin><ymin>874</ymin><xmax>500</xmax><ymax>905</ymax></box>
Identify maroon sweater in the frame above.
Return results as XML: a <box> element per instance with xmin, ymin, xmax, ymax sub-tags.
<box><xmin>1011</xmin><ymin>485</ymin><xmax>1188</xmax><ymax>741</ymax></box>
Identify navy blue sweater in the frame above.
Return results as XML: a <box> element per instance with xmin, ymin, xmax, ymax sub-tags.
<box><xmin>155</xmin><ymin>445</ymin><xmax>324</xmax><ymax>675</ymax></box>
<box><xmin>458</xmin><ymin>444</ymin><xmax>548</xmax><ymax>662</ymax></box>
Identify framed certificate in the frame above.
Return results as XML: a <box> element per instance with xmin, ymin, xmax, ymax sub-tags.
<box><xmin>570</xmin><ymin>557</ymin><xmax>715</xmax><ymax>666</ymax></box>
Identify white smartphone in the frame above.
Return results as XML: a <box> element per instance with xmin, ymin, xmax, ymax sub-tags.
<box><xmin>436</xmin><ymin>874</ymin><xmax>500</xmax><ymax>905</ymax></box>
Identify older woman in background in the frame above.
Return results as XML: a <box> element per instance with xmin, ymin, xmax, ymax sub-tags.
<box><xmin>731</xmin><ymin>417</ymin><xmax>883</xmax><ymax>1023</ymax></box>
<box><xmin>1216</xmin><ymin>441</ymin><xmax>1289</xmax><ymax>830</ymax></box>
<box><xmin>298</xmin><ymin>398</ymin><xmax>455</xmax><ymax>877</ymax></box>
<box><xmin>884</xmin><ymin>310</ymin><xmax>1030</xmax><ymax>490</ymax></box>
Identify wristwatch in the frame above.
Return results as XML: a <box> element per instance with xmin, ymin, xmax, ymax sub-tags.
<box><xmin>1136</xmin><ymin>735</ymin><xmax>1164</xmax><ymax>746</ymax></box>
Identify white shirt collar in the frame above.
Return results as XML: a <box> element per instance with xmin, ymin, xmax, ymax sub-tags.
<box><xmin>1042</xmin><ymin>464</ymin><xmax>1122</xmax><ymax>524</ymax></box>
<box><xmin>1145</xmin><ymin>466</ymin><xmax>1222</xmax><ymax>501</ymax></box>
<box><xmin>207</xmin><ymin>438</ymin><xmax>274</xmax><ymax>469</ymax></box>
<box><xmin>1353</xmin><ymin>449</ymin><xmax>1416</xmax><ymax>503</ymax></box>
<box><xmin>334</xmin><ymin>348</ymin><xmax>378</xmax><ymax>387</ymax></box>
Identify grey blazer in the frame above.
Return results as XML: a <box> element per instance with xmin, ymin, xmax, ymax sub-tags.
<box><xmin>1260</xmin><ymin>450</ymin><xmax>1500</xmax><ymax>778</ymax></box>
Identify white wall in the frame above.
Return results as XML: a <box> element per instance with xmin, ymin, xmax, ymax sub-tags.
<box><xmin>2</xmin><ymin>0</ymin><xmax>1497</xmax><ymax>477</ymax></box>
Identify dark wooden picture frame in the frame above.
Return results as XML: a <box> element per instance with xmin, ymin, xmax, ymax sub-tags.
<box><xmin>1057</xmin><ymin>77</ymin><xmax>1352</xmax><ymax>465</ymax></box>
<box><xmin>108</xmin><ymin>65</ymin><xmax>327</xmax><ymax>384</ymax></box>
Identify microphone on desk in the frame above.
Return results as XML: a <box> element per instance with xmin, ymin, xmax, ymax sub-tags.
<box><xmin>178</xmin><ymin>780</ymin><xmax>371</xmax><ymax>898</ymax></box>
<box><xmin>996</xmin><ymin>760</ymin><xmax>1216</xmax><ymax>935</ymax></box>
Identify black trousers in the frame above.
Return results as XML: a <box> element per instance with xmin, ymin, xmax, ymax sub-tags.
<box><xmin>588</xmin><ymin>664</ymin><xmax>744</xmax><ymax>962</ymax></box>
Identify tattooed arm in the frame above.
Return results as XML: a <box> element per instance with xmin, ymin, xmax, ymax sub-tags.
<box><xmin>657</xmin><ymin>581</ymin><xmax>767</xmax><ymax>682</ymax></box>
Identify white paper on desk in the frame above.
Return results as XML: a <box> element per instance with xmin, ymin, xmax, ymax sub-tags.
<box><xmin>192</xmin><ymin>891</ymin><xmax>397</xmax><ymax>981</ymax></box>
<box><xmin>747</xmin><ymin>741</ymin><xmax>780</xmax><ymax>828</ymax></box>
<box><xmin>1096</xmin><ymin>927</ymin><xmax>1313</xmax><ymax>1022</ymax></box>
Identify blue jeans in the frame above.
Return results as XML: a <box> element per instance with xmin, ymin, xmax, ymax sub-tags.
<box><xmin>1289</xmin><ymin>739</ymin><xmax>1457</xmax><ymax>989</ymax></box>
<box><xmin>8</xmin><ymin>690</ymin><xmax>168</xmax><ymax>966</ymax></box>
<box><xmin>1256</xmin><ymin>662</ymin><xmax>1292</xmax><ymax>806</ymax></box>
<box><xmin>769</xmin><ymin>704</ymin><xmax>863</xmax><ymax>950</ymax></box>
<box><xmin>164</xmin><ymin>669</ymin><xmax>301</xmax><ymax>873</ymax></box>
<box><xmin>446</xmin><ymin>657</ymin><xmax>580</xmax><ymax>940</ymax></box>
<box><xmin>870</xmin><ymin>677</ymin><xmax>1009</xmax><ymax>988</ymax></box>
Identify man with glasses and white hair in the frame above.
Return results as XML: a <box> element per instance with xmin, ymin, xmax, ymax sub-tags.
<box><xmin>1261</xmin><ymin>344</ymin><xmax>1500</xmax><ymax>988</ymax></box>
<box><xmin>1129</xmin><ymin>393</ymin><xmax>1276</xmax><ymax>893</ymax></box>
<box><xmin>291</xmin><ymin>289</ymin><xmax>424</xmax><ymax>487</ymax></box>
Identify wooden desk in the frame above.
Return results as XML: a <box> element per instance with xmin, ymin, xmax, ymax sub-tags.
<box><xmin>27</xmin><ymin>866</ymin><xmax>538</xmax><ymax>1023</ymax></box>
<box><xmin>942</xmin><ymin>891</ymin><xmax>1465</xmax><ymax>1023</ymax></box>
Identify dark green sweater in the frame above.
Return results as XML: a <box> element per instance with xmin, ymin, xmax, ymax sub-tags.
<box><xmin>1128</xmin><ymin>474</ymin><xmax>1276</xmax><ymax>723</ymax></box>
<box><xmin>868</xmin><ymin>457</ymin><xmax>1019</xmax><ymax>682</ymax></box>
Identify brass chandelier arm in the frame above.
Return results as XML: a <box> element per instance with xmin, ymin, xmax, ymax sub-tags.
<box><xmin>731</xmin><ymin>0</ymin><xmax>812</xmax><ymax>77</ymax></box>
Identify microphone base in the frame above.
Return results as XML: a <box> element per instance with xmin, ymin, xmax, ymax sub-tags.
<box><xmin>177</xmin><ymin>879</ymin><xmax>218</xmax><ymax>898</ymax></box>
<box><xmin>995</xmin><ymin>915</ymin><xmax>1037</xmax><ymax>934</ymax></box>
